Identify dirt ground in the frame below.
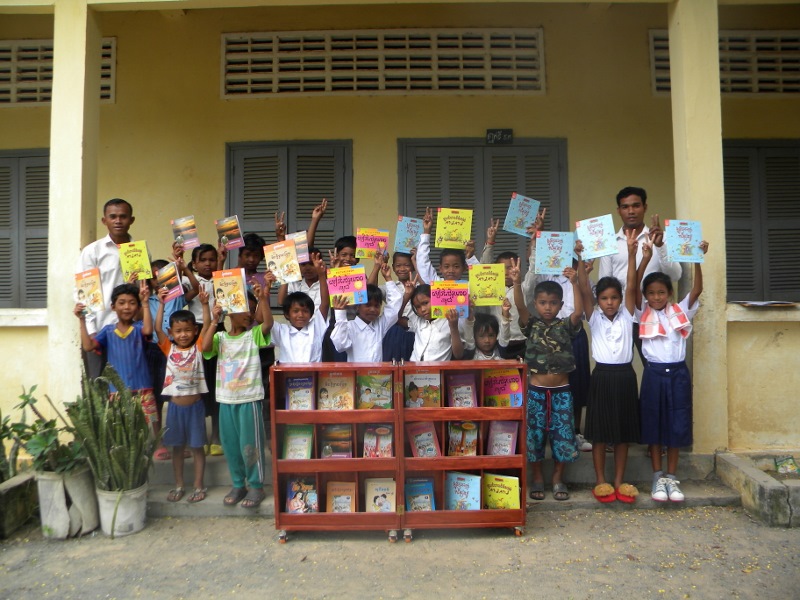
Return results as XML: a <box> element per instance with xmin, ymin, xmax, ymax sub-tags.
<box><xmin>1</xmin><ymin>506</ymin><xmax>799</xmax><ymax>600</ymax></box>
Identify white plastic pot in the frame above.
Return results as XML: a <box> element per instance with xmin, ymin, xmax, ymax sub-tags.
<box><xmin>96</xmin><ymin>482</ymin><xmax>148</xmax><ymax>538</ymax></box>
<box><xmin>36</xmin><ymin>467</ymin><xmax>99</xmax><ymax>539</ymax></box>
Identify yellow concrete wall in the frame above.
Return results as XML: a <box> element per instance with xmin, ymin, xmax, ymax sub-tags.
<box><xmin>0</xmin><ymin>328</ymin><xmax>50</xmax><ymax>421</ymax></box>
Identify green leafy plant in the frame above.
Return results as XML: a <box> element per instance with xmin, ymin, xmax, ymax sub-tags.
<box><xmin>0</xmin><ymin>406</ymin><xmax>27</xmax><ymax>483</ymax></box>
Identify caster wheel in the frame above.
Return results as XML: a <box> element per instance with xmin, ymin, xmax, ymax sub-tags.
<box><xmin>388</xmin><ymin>530</ymin><xmax>398</xmax><ymax>543</ymax></box>
<box><xmin>278</xmin><ymin>531</ymin><xmax>287</xmax><ymax>544</ymax></box>
<box><xmin>403</xmin><ymin>528</ymin><xmax>413</xmax><ymax>543</ymax></box>
<box><xmin>514</xmin><ymin>527</ymin><xmax>523</xmax><ymax>537</ymax></box>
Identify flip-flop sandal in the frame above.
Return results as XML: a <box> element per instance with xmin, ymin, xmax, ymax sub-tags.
<box><xmin>241</xmin><ymin>488</ymin><xmax>266</xmax><ymax>509</ymax></box>
<box><xmin>209</xmin><ymin>444</ymin><xmax>224</xmax><ymax>456</ymax></box>
<box><xmin>223</xmin><ymin>487</ymin><xmax>247</xmax><ymax>506</ymax></box>
<box><xmin>616</xmin><ymin>483</ymin><xmax>639</xmax><ymax>504</ymax></box>
<box><xmin>529</xmin><ymin>482</ymin><xmax>545</xmax><ymax>501</ymax></box>
<box><xmin>552</xmin><ymin>482</ymin><xmax>570</xmax><ymax>501</ymax></box>
<box><xmin>592</xmin><ymin>483</ymin><xmax>616</xmax><ymax>503</ymax></box>
<box><xmin>154</xmin><ymin>447</ymin><xmax>171</xmax><ymax>461</ymax></box>
<box><xmin>167</xmin><ymin>487</ymin><xmax>184</xmax><ymax>502</ymax></box>
<box><xmin>187</xmin><ymin>488</ymin><xmax>207</xmax><ymax>503</ymax></box>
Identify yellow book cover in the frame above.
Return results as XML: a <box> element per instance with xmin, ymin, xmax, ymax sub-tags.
<box><xmin>469</xmin><ymin>263</ymin><xmax>507</xmax><ymax>306</ymax></box>
<box><xmin>263</xmin><ymin>239</ymin><xmax>301</xmax><ymax>284</ymax></box>
<box><xmin>211</xmin><ymin>268</ymin><xmax>248</xmax><ymax>314</ymax></box>
<box><xmin>435</xmin><ymin>208</ymin><xmax>473</xmax><ymax>249</ymax></box>
<box><xmin>74</xmin><ymin>268</ymin><xmax>105</xmax><ymax>314</ymax></box>
<box><xmin>482</xmin><ymin>473</ymin><xmax>520</xmax><ymax>510</ymax></box>
<box><xmin>118</xmin><ymin>240</ymin><xmax>152</xmax><ymax>281</ymax></box>
<box><xmin>317</xmin><ymin>371</ymin><xmax>356</xmax><ymax>410</ymax></box>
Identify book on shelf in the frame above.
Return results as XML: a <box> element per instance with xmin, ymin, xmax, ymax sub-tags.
<box><xmin>435</xmin><ymin>208</ymin><xmax>473</xmax><ymax>249</ymax></box>
<box><xmin>575</xmin><ymin>214</ymin><xmax>617</xmax><ymax>260</ymax></box>
<box><xmin>119</xmin><ymin>240</ymin><xmax>152</xmax><ymax>281</ymax></box>
<box><xmin>355</xmin><ymin>227</ymin><xmax>390</xmax><ymax>260</ymax></box>
<box><xmin>394</xmin><ymin>215</ymin><xmax>423</xmax><ymax>253</ymax></box>
<box><xmin>364</xmin><ymin>478</ymin><xmax>396</xmax><ymax>513</ymax></box>
<box><xmin>664</xmin><ymin>219</ymin><xmax>704</xmax><ymax>264</ymax></box>
<box><xmin>503</xmin><ymin>192</ymin><xmax>541</xmax><ymax>238</ymax></box>
<box><xmin>406</xmin><ymin>421</ymin><xmax>441</xmax><ymax>458</ymax></box>
<box><xmin>356</xmin><ymin>371</ymin><xmax>393</xmax><ymax>409</ymax></box>
<box><xmin>430</xmin><ymin>280</ymin><xmax>469</xmax><ymax>319</ymax></box>
<box><xmin>285</xmin><ymin>230</ymin><xmax>309</xmax><ymax>264</ymax></box>
<box><xmin>171</xmin><ymin>214</ymin><xmax>200</xmax><ymax>250</ymax></box>
<box><xmin>285</xmin><ymin>375</ymin><xmax>315</xmax><ymax>410</ymax></box>
<box><xmin>446</xmin><ymin>373</ymin><xmax>478</xmax><ymax>408</ymax></box>
<box><xmin>483</xmin><ymin>368</ymin><xmax>524</xmax><ymax>407</ymax></box>
<box><xmin>317</xmin><ymin>371</ymin><xmax>356</xmax><ymax>410</ymax></box>
<box><xmin>404</xmin><ymin>372</ymin><xmax>441</xmax><ymax>408</ymax></box>
<box><xmin>405</xmin><ymin>478</ymin><xmax>435</xmax><ymax>512</ymax></box>
<box><xmin>211</xmin><ymin>268</ymin><xmax>249</xmax><ymax>315</ymax></box>
<box><xmin>263</xmin><ymin>239</ymin><xmax>302</xmax><ymax>285</ymax></box>
<box><xmin>445</xmin><ymin>471</ymin><xmax>481</xmax><ymax>511</ymax></box>
<box><xmin>319</xmin><ymin>424</ymin><xmax>353</xmax><ymax>459</ymax></box>
<box><xmin>486</xmin><ymin>420</ymin><xmax>519</xmax><ymax>456</ymax></box>
<box><xmin>468</xmin><ymin>263</ymin><xmax>506</xmax><ymax>307</ymax></box>
<box><xmin>285</xmin><ymin>477</ymin><xmax>319</xmax><ymax>513</ymax></box>
<box><xmin>482</xmin><ymin>473</ymin><xmax>520</xmax><ymax>510</ymax></box>
<box><xmin>74</xmin><ymin>268</ymin><xmax>105</xmax><ymax>314</ymax></box>
<box><xmin>282</xmin><ymin>424</ymin><xmax>314</xmax><ymax>460</ymax></box>
<box><xmin>447</xmin><ymin>421</ymin><xmax>478</xmax><ymax>457</ymax></box>
<box><xmin>326</xmin><ymin>265</ymin><xmax>369</xmax><ymax>306</ymax></box>
<box><xmin>362</xmin><ymin>424</ymin><xmax>393</xmax><ymax>458</ymax></box>
<box><xmin>215</xmin><ymin>215</ymin><xmax>244</xmax><ymax>250</ymax></box>
<box><xmin>534</xmin><ymin>231</ymin><xmax>574</xmax><ymax>275</ymax></box>
<box><xmin>326</xmin><ymin>481</ymin><xmax>356</xmax><ymax>513</ymax></box>
<box><xmin>155</xmin><ymin>262</ymin><xmax>184</xmax><ymax>303</ymax></box>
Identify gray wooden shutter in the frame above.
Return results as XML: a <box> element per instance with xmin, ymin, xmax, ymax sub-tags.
<box><xmin>723</xmin><ymin>147</ymin><xmax>761</xmax><ymax>300</ymax></box>
<box><xmin>762</xmin><ymin>148</ymin><xmax>800</xmax><ymax>300</ymax></box>
<box><xmin>21</xmin><ymin>157</ymin><xmax>48</xmax><ymax>308</ymax></box>
<box><xmin>231</xmin><ymin>145</ymin><xmax>286</xmax><ymax>244</ymax></box>
<box><xmin>0</xmin><ymin>160</ymin><xmax>15</xmax><ymax>307</ymax></box>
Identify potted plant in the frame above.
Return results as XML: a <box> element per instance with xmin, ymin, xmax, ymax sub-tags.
<box><xmin>66</xmin><ymin>366</ymin><xmax>159</xmax><ymax>538</ymax></box>
<box><xmin>0</xmin><ymin>405</ymin><xmax>36</xmax><ymax>538</ymax></box>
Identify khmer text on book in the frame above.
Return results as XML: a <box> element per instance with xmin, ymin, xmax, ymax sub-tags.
<box><xmin>430</xmin><ymin>280</ymin><xmax>469</xmax><ymax>319</ymax></box>
<box><xmin>355</xmin><ymin>227</ymin><xmax>390</xmax><ymax>259</ymax></box>
<box><xmin>215</xmin><ymin>215</ymin><xmax>244</xmax><ymax>250</ymax></box>
<box><xmin>435</xmin><ymin>208</ymin><xmax>473</xmax><ymax>249</ymax></box>
<box><xmin>469</xmin><ymin>263</ymin><xmax>506</xmax><ymax>306</ymax></box>
<box><xmin>665</xmin><ymin>219</ymin><xmax>704</xmax><ymax>264</ymax></box>
<box><xmin>285</xmin><ymin>230</ymin><xmax>310</xmax><ymax>263</ymax></box>
<box><xmin>503</xmin><ymin>192</ymin><xmax>540</xmax><ymax>237</ymax></box>
<box><xmin>155</xmin><ymin>262</ymin><xmax>184</xmax><ymax>302</ymax></box>
<box><xmin>327</xmin><ymin>264</ymin><xmax>368</xmax><ymax>306</ymax></box>
<box><xmin>534</xmin><ymin>231</ymin><xmax>573</xmax><ymax>275</ymax></box>
<box><xmin>119</xmin><ymin>240</ymin><xmax>152</xmax><ymax>281</ymax></box>
<box><xmin>74</xmin><ymin>268</ymin><xmax>105</xmax><ymax>314</ymax></box>
<box><xmin>211</xmin><ymin>268</ymin><xmax>249</xmax><ymax>314</ymax></box>
<box><xmin>394</xmin><ymin>215</ymin><xmax>423</xmax><ymax>253</ymax></box>
<box><xmin>171</xmin><ymin>215</ymin><xmax>200</xmax><ymax>250</ymax></box>
<box><xmin>263</xmin><ymin>239</ymin><xmax>302</xmax><ymax>285</ymax></box>
<box><xmin>575</xmin><ymin>214</ymin><xmax>617</xmax><ymax>260</ymax></box>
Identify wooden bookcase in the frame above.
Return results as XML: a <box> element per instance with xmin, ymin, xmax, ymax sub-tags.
<box><xmin>270</xmin><ymin>360</ymin><xmax>527</xmax><ymax>543</ymax></box>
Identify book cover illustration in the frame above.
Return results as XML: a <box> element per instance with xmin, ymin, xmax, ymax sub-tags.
<box><xmin>483</xmin><ymin>368</ymin><xmax>524</xmax><ymax>407</ymax></box>
<box><xmin>357</xmin><ymin>372</ymin><xmax>393</xmax><ymax>409</ymax></box>
<box><xmin>326</xmin><ymin>481</ymin><xmax>356</xmax><ymax>513</ymax></box>
<box><xmin>171</xmin><ymin>214</ymin><xmax>200</xmax><ymax>250</ymax></box>
<box><xmin>394</xmin><ymin>215</ymin><xmax>423</xmax><ymax>253</ymax></box>
<box><xmin>534</xmin><ymin>231</ymin><xmax>574</xmax><ymax>275</ymax></box>
<box><xmin>404</xmin><ymin>372</ymin><xmax>441</xmax><ymax>408</ymax></box>
<box><xmin>447</xmin><ymin>421</ymin><xmax>478</xmax><ymax>456</ymax></box>
<box><xmin>468</xmin><ymin>263</ymin><xmax>506</xmax><ymax>307</ymax></box>
<box><xmin>482</xmin><ymin>473</ymin><xmax>521</xmax><ymax>510</ymax></box>
<box><xmin>503</xmin><ymin>192</ymin><xmax>541</xmax><ymax>238</ymax></box>
<box><xmin>435</xmin><ymin>208</ymin><xmax>473</xmax><ymax>249</ymax></box>
<box><xmin>406</xmin><ymin>421</ymin><xmax>441</xmax><ymax>458</ymax></box>
<box><xmin>285</xmin><ymin>375</ymin><xmax>315</xmax><ymax>410</ymax></box>
<box><xmin>575</xmin><ymin>214</ymin><xmax>617</xmax><ymax>260</ymax></box>
<box><xmin>665</xmin><ymin>219</ymin><xmax>704</xmax><ymax>264</ymax></box>
<box><xmin>446</xmin><ymin>373</ymin><xmax>477</xmax><ymax>408</ymax></box>
<box><xmin>430</xmin><ymin>280</ymin><xmax>469</xmax><ymax>319</ymax></box>
<box><xmin>363</xmin><ymin>424</ymin><xmax>393</xmax><ymax>458</ymax></box>
<box><xmin>405</xmin><ymin>478</ymin><xmax>435</xmax><ymax>511</ymax></box>
<box><xmin>364</xmin><ymin>478</ymin><xmax>397</xmax><ymax>513</ymax></box>
<box><xmin>74</xmin><ymin>268</ymin><xmax>105</xmax><ymax>314</ymax></box>
<box><xmin>215</xmin><ymin>215</ymin><xmax>244</xmax><ymax>250</ymax></box>
<box><xmin>155</xmin><ymin>262</ymin><xmax>184</xmax><ymax>303</ymax></box>
<box><xmin>486</xmin><ymin>420</ymin><xmax>519</xmax><ymax>456</ymax></box>
<box><xmin>445</xmin><ymin>471</ymin><xmax>481</xmax><ymax>510</ymax></box>
<box><xmin>119</xmin><ymin>240</ymin><xmax>152</xmax><ymax>281</ymax></box>
<box><xmin>327</xmin><ymin>265</ymin><xmax>368</xmax><ymax>306</ymax></box>
<box><xmin>317</xmin><ymin>371</ymin><xmax>356</xmax><ymax>410</ymax></box>
<box><xmin>285</xmin><ymin>230</ymin><xmax>309</xmax><ymax>264</ymax></box>
<box><xmin>211</xmin><ymin>268</ymin><xmax>249</xmax><ymax>315</ymax></box>
<box><xmin>285</xmin><ymin>477</ymin><xmax>319</xmax><ymax>513</ymax></box>
<box><xmin>282</xmin><ymin>424</ymin><xmax>314</xmax><ymax>460</ymax></box>
<box><xmin>355</xmin><ymin>227</ymin><xmax>390</xmax><ymax>260</ymax></box>
<box><xmin>263</xmin><ymin>239</ymin><xmax>302</xmax><ymax>285</ymax></box>
<box><xmin>319</xmin><ymin>424</ymin><xmax>353</xmax><ymax>459</ymax></box>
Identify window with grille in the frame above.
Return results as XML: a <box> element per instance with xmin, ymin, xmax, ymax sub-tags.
<box><xmin>0</xmin><ymin>38</ymin><xmax>115</xmax><ymax>105</ymax></box>
<box><xmin>650</xmin><ymin>30</ymin><xmax>800</xmax><ymax>95</ymax></box>
<box><xmin>222</xmin><ymin>28</ymin><xmax>545</xmax><ymax>97</ymax></box>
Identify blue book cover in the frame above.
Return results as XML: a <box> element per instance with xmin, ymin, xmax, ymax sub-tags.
<box><xmin>394</xmin><ymin>215</ymin><xmax>423</xmax><ymax>253</ymax></box>
<box><xmin>503</xmin><ymin>192</ymin><xmax>541</xmax><ymax>237</ymax></box>
<box><xmin>575</xmin><ymin>214</ymin><xmax>617</xmax><ymax>260</ymax></box>
<box><xmin>445</xmin><ymin>471</ymin><xmax>481</xmax><ymax>510</ymax></box>
<box><xmin>665</xmin><ymin>219</ymin><xmax>704</xmax><ymax>264</ymax></box>
<box><xmin>534</xmin><ymin>231</ymin><xmax>573</xmax><ymax>275</ymax></box>
<box><xmin>405</xmin><ymin>478</ymin><xmax>436</xmax><ymax>511</ymax></box>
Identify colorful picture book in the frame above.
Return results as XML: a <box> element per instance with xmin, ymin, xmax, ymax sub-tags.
<box><xmin>171</xmin><ymin>214</ymin><xmax>200</xmax><ymax>250</ymax></box>
<box><xmin>405</xmin><ymin>478</ymin><xmax>435</xmax><ymax>511</ymax></box>
<box><xmin>74</xmin><ymin>268</ymin><xmax>104</xmax><ymax>314</ymax></box>
<box><xmin>357</xmin><ymin>371</ymin><xmax>393</xmax><ymax>409</ymax></box>
<box><xmin>285</xmin><ymin>477</ymin><xmax>319</xmax><ymax>514</ymax></box>
<box><xmin>503</xmin><ymin>192</ymin><xmax>541</xmax><ymax>237</ymax></box>
<box><xmin>406</xmin><ymin>421</ymin><xmax>441</xmax><ymax>458</ymax></box>
<box><xmin>482</xmin><ymin>473</ymin><xmax>520</xmax><ymax>510</ymax></box>
<box><xmin>326</xmin><ymin>481</ymin><xmax>356</xmax><ymax>513</ymax></box>
<box><xmin>155</xmin><ymin>262</ymin><xmax>184</xmax><ymax>303</ymax></box>
<box><xmin>215</xmin><ymin>215</ymin><xmax>244</xmax><ymax>250</ymax></box>
<box><xmin>319</xmin><ymin>424</ymin><xmax>353</xmax><ymax>459</ymax></box>
<box><xmin>404</xmin><ymin>372</ymin><xmax>441</xmax><ymax>408</ymax></box>
<box><xmin>285</xmin><ymin>375</ymin><xmax>315</xmax><ymax>410</ymax></box>
<box><xmin>483</xmin><ymin>368</ymin><xmax>524</xmax><ymax>407</ymax></box>
<box><xmin>435</xmin><ymin>208</ymin><xmax>473</xmax><ymax>249</ymax></box>
<box><xmin>285</xmin><ymin>230</ymin><xmax>310</xmax><ymax>264</ymax></box>
<box><xmin>364</xmin><ymin>478</ymin><xmax>396</xmax><ymax>513</ymax></box>
<box><xmin>317</xmin><ymin>371</ymin><xmax>356</xmax><ymax>410</ymax></box>
<box><xmin>486</xmin><ymin>420</ymin><xmax>519</xmax><ymax>456</ymax></box>
<box><xmin>363</xmin><ymin>424</ymin><xmax>393</xmax><ymax>458</ymax></box>
<box><xmin>394</xmin><ymin>215</ymin><xmax>423</xmax><ymax>253</ymax></box>
<box><xmin>119</xmin><ymin>240</ymin><xmax>152</xmax><ymax>281</ymax></box>
<box><xmin>575</xmin><ymin>214</ymin><xmax>617</xmax><ymax>260</ymax></box>
<box><xmin>430</xmin><ymin>280</ymin><xmax>469</xmax><ymax>319</ymax></box>
<box><xmin>263</xmin><ymin>239</ymin><xmax>302</xmax><ymax>284</ymax></box>
<box><xmin>327</xmin><ymin>265</ymin><xmax>368</xmax><ymax>306</ymax></box>
<box><xmin>665</xmin><ymin>219</ymin><xmax>704</xmax><ymax>263</ymax></box>
<box><xmin>282</xmin><ymin>424</ymin><xmax>314</xmax><ymax>460</ymax></box>
<box><xmin>445</xmin><ymin>471</ymin><xmax>481</xmax><ymax>510</ymax></box>
<box><xmin>468</xmin><ymin>264</ymin><xmax>506</xmax><ymax>307</ymax></box>
<box><xmin>355</xmin><ymin>227</ymin><xmax>390</xmax><ymax>260</ymax></box>
<box><xmin>446</xmin><ymin>373</ymin><xmax>477</xmax><ymax>408</ymax></box>
<box><xmin>534</xmin><ymin>231</ymin><xmax>573</xmax><ymax>275</ymax></box>
<box><xmin>447</xmin><ymin>421</ymin><xmax>478</xmax><ymax>457</ymax></box>
<box><xmin>211</xmin><ymin>268</ymin><xmax>248</xmax><ymax>314</ymax></box>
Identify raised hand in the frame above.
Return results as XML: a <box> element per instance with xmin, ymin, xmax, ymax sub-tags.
<box><xmin>157</xmin><ymin>287</ymin><xmax>169</xmax><ymax>304</ymax></box>
<box><xmin>508</xmin><ymin>257</ymin><xmax>522</xmax><ymax>285</ymax></box>
<box><xmin>139</xmin><ymin>280</ymin><xmax>151</xmax><ymax>302</ymax></box>
<box><xmin>649</xmin><ymin>214</ymin><xmax>664</xmax><ymax>247</ymax></box>
<box><xmin>699</xmin><ymin>240</ymin><xmax>710</xmax><ymax>255</ymax></box>
<box><xmin>501</xmin><ymin>297</ymin><xmax>512</xmax><ymax>319</ymax></box>
<box><xmin>198</xmin><ymin>290</ymin><xmax>209</xmax><ymax>305</ymax></box>
<box><xmin>574</xmin><ymin>238</ymin><xmax>585</xmax><ymax>258</ymax></box>
<box><xmin>274</xmin><ymin>211</ymin><xmax>286</xmax><ymax>240</ymax></box>
<box><xmin>563</xmin><ymin>266</ymin><xmax>577</xmax><ymax>284</ymax></box>
<box><xmin>328</xmin><ymin>248</ymin><xmax>341</xmax><ymax>269</ymax></box>
<box><xmin>332</xmin><ymin>295</ymin><xmax>349</xmax><ymax>310</ymax></box>
<box><xmin>422</xmin><ymin>207</ymin><xmax>433</xmax><ymax>234</ymax></box>
<box><xmin>312</xmin><ymin>198</ymin><xmax>328</xmax><ymax>220</ymax></box>
<box><xmin>486</xmin><ymin>218</ymin><xmax>500</xmax><ymax>244</ymax></box>
<box><xmin>464</xmin><ymin>239</ymin><xmax>476</xmax><ymax>259</ymax></box>
<box><xmin>625</xmin><ymin>227</ymin><xmax>639</xmax><ymax>255</ymax></box>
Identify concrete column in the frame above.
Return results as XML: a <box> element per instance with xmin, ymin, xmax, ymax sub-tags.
<box><xmin>47</xmin><ymin>0</ymin><xmax>101</xmax><ymax>404</ymax></box>
<box><xmin>667</xmin><ymin>0</ymin><xmax>728</xmax><ymax>452</ymax></box>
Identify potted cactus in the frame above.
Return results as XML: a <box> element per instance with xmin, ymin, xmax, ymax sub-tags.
<box><xmin>0</xmin><ymin>405</ymin><xmax>36</xmax><ymax>538</ymax></box>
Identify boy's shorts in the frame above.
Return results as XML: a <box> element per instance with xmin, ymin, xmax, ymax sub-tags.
<box><xmin>526</xmin><ymin>384</ymin><xmax>579</xmax><ymax>463</ymax></box>
<box><xmin>162</xmin><ymin>400</ymin><xmax>207</xmax><ymax>449</ymax></box>
<box><xmin>110</xmin><ymin>388</ymin><xmax>158</xmax><ymax>425</ymax></box>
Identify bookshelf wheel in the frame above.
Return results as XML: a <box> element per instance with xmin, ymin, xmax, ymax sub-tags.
<box><xmin>388</xmin><ymin>530</ymin><xmax>398</xmax><ymax>543</ymax></box>
<box><xmin>278</xmin><ymin>531</ymin><xmax>288</xmax><ymax>544</ymax></box>
<box><xmin>403</xmin><ymin>529</ymin><xmax>413</xmax><ymax>543</ymax></box>
<box><xmin>514</xmin><ymin>527</ymin><xmax>524</xmax><ymax>537</ymax></box>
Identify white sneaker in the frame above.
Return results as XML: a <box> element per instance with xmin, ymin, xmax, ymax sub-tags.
<box><xmin>651</xmin><ymin>477</ymin><xmax>669</xmax><ymax>502</ymax></box>
<box><xmin>575</xmin><ymin>433</ymin><xmax>592</xmax><ymax>452</ymax></box>
<box><xmin>665</xmin><ymin>476</ymin><xmax>685</xmax><ymax>502</ymax></box>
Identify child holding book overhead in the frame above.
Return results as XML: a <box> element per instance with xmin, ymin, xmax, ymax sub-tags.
<box><xmin>415</xmin><ymin>207</ymin><xmax>469</xmax><ymax>284</ymax></box>
<box><xmin>636</xmin><ymin>235</ymin><xmax>709</xmax><ymax>503</ymax></box>
<box><xmin>379</xmin><ymin>251</ymin><xmax>416</xmax><ymax>362</ymax></box>
<box><xmin>407</xmin><ymin>283</ymin><xmax>466</xmax><ymax>361</ymax></box>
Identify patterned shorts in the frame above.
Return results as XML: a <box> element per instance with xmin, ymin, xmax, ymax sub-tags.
<box><xmin>526</xmin><ymin>385</ymin><xmax>579</xmax><ymax>463</ymax></box>
<box><xmin>110</xmin><ymin>388</ymin><xmax>158</xmax><ymax>425</ymax></box>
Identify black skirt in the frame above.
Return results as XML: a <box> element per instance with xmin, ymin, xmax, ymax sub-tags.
<box><xmin>585</xmin><ymin>362</ymin><xmax>640</xmax><ymax>444</ymax></box>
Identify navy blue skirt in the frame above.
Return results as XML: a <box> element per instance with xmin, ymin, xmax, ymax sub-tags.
<box><xmin>639</xmin><ymin>361</ymin><xmax>692</xmax><ymax>447</ymax></box>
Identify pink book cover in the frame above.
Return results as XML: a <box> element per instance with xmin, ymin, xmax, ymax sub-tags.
<box><xmin>406</xmin><ymin>421</ymin><xmax>441</xmax><ymax>458</ymax></box>
<box><xmin>326</xmin><ymin>265</ymin><xmax>369</xmax><ymax>306</ymax></box>
<box><xmin>487</xmin><ymin>420</ymin><xmax>519</xmax><ymax>456</ymax></box>
<box><xmin>446</xmin><ymin>373</ymin><xmax>478</xmax><ymax>407</ymax></box>
<box><xmin>355</xmin><ymin>227</ymin><xmax>390</xmax><ymax>259</ymax></box>
<box><xmin>430</xmin><ymin>280</ymin><xmax>469</xmax><ymax>319</ymax></box>
<box><xmin>483</xmin><ymin>368</ymin><xmax>524</xmax><ymax>407</ymax></box>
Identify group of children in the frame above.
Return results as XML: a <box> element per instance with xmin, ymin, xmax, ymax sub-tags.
<box><xmin>74</xmin><ymin>192</ymin><xmax>708</xmax><ymax>509</ymax></box>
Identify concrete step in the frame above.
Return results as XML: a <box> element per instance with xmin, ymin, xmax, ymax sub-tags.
<box><xmin>147</xmin><ymin>484</ymin><xmax>275</xmax><ymax>518</ymax></box>
<box><xmin>149</xmin><ymin>453</ymin><xmax>245</xmax><ymax>486</ymax></box>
